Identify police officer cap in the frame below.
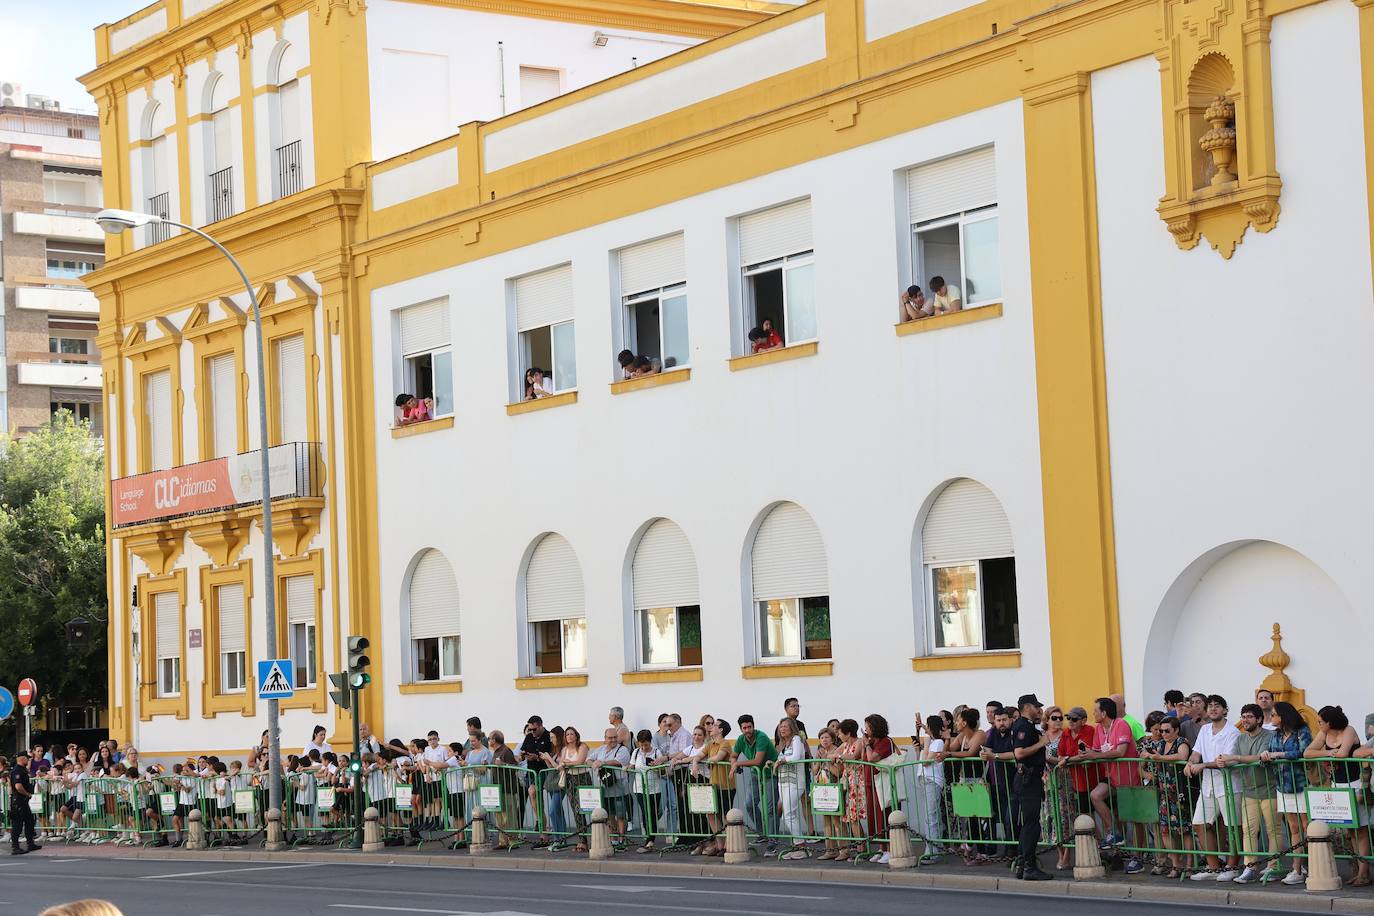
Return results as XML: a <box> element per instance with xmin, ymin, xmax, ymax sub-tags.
<box><xmin>15</xmin><ymin>749</ymin><xmax>30</xmax><ymax>760</ymax></box>
<box><xmin>1017</xmin><ymin>694</ymin><xmax>1043</xmax><ymax>709</ymax></box>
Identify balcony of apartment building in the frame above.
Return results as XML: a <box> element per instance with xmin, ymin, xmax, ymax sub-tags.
<box><xmin>15</xmin><ymin>340</ymin><xmax>101</xmax><ymax>390</ymax></box>
<box><xmin>9</xmin><ymin>199</ymin><xmax>105</xmax><ymax>243</ymax></box>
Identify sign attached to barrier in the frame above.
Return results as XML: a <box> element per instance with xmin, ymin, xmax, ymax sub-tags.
<box><xmin>159</xmin><ymin>793</ymin><xmax>176</xmax><ymax>815</ymax></box>
<box><xmin>395</xmin><ymin>785</ymin><xmax>413</xmax><ymax>810</ymax></box>
<box><xmin>478</xmin><ymin>784</ymin><xmax>503</xmax><ymax>812</ymax></box>
<box><xmin>84</xmin><ymin>794</ymin><xmax>100</xmax><ymax>813</ymax></box>
<box><xmin>810</xmin><ymin>784</ymin><xmax>843</xmax><ymax>815</ymax></box>
<box><xmin>234</xmin><ymin>789</ymin><xmax>255</xmax><ymax>814</ymax></box>
<box><xmin>687</xmin><ymin>784</ymin><xmax>717</xmax><ymax>815</ymax></box>
<box><xmin>28</xmin><ymin>794</ymin><xmax>43</xmax><ymax>814</ymax></box>
<box><xmin>1307</xmin><ymin>787</ymin><xmax>1359</xmax><ymax>828</ymax></box>
<box><xmin>317</xmin><ymin>787</ymin><xmax>336</xmax><ymax>810</ymax></box>
<box><xmin>576</xmin><ymin>786</ymin><xmax>603</xmax><ymax>814</ymax></box>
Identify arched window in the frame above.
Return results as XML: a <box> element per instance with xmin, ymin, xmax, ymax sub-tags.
<box><xmin>631</xmin><ymin>519</ymin><xmax>700</xmax><ymax>669</ymax></box>
<box><xmin>406</xmin><ymin>549</ymin><xmax>460</xmax><ymax>681</ymax></box>
<box><xmin>523</xmin><ymin>533</ymin><xmax>586</xmax><ymax>675</ymax></box>
<box><xmin>268</xmin><ymin>41</ymin><xmax>303</xmax><ymax>198</ymax></box>
<box><xmin>749</xmin><ymin>502</ymin><xmax>829</xmax><ymax>663</ymax></box>
<box><xmin>203</xmin><ymin>72</ymin><xmax>234</xmax><ymax>221</ymax></box>
<box><xmin>920</xmin><ymin>478</ymin><xmax>1017</xmax><ymax>653</ymax></box>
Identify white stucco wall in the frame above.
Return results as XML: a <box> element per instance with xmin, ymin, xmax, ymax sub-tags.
<box><xmin>369</xmin><ymin>101</ymin><xmax>1050</xmax><ymax>740</ymax></box>
<box><xmin>1093</xmin><ymin>0</ymin><xmax>1374</xmax><ymax>712</ymax></box>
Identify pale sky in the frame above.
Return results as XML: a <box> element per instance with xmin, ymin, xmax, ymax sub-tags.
<box><xmin>0</xmin><ymin>0</ymin><xmax>117</xmax><ymax>112</ymax></box>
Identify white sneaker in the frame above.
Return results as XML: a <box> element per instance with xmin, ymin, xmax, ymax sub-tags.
<box><xmin>1216</xmin><ymin>869</ymin><xmax>1240</xmax><ymax>881</ymax></box>
<box><xmin>1190</xmin><ymin>869</ymin><xmax>1217</xmax><ymax>881</ymax></box>
<box><xmin>875</xmin><ymin>852</ymin><xmax>891</xmax><ymax>865</ymax></box>
<box><xmin>1281</xmin><ymin>869</ymin><xmax>1306</xmax><ymax>886</ymax></box>
<box><xmin>1233</xmin><ymin>866</ymin><xmax>1259</xmax><ymax>884</ymax></box>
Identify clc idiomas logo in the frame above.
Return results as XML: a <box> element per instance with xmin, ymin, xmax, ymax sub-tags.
<box><xmin>152</xmin><ymin>473</ymin><xmax>219</xmax><ymax>509</ymax></box>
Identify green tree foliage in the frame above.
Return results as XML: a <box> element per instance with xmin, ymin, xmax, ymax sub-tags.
<box><xmin>0</xmin><ymin>414</ymin><xmax>107</xmax><ymax>707</ymax></box>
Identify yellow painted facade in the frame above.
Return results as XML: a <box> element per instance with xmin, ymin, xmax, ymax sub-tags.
<box><xmin>82</xmin><ymin>0</ymin><xmax>1363</xmax><ymax>747</ymax></box>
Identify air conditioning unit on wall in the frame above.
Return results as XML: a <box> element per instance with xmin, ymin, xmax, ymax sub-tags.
<box><xmin>1</xmin><ymin>80</ymin><xmax>24</xmax><ymax>107</ymax></box>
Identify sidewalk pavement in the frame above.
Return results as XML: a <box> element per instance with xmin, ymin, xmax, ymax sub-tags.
<box><xmin>45</xmin><ymin>841</ymin><xmax>1374</xmax><ymax>914</ymax></box>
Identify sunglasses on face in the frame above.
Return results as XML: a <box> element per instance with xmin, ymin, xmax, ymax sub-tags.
<box><xmin>1049</xmin><ymin>715</ymin><xmax>1063</xmax><ymax>721</ymax></box>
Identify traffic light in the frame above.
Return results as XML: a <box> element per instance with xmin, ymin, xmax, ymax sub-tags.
<box><xmin>328</xmin><ymin>672</ymin><xmax>350</xmax><ymax>710</ymax></box>
<box><xmin>347</xmin><ymin>635</ymin><xmax>371</xmax><ymax>688</ymax></box>
<box><xmin>349</xmin><ymin>753</ymin><xmax>362</xmax><ymax>774</ymax></box>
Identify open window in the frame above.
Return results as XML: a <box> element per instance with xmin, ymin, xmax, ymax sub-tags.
<box><xmin>396</xmin><ymin>299</ymin><xmax>453</xmax><ymax>421</ymax></box>
<box><xmin>631</xmin><ymin>519</ymin><xmax>702</xmax><ymax>669</ymax></box>
<box><xmin>921</xmin><ymin>478</ymin><xmax>1018</xmax><ymax>653</ymax></box>
<box><xmin>750</xmin><ymin>502</ymin><xmax>830</xmax><ymax>662</ymax></box>
<box><xmin>906</xmin><ymin>147</ymin><xmax>1001</xmax><ymax>316</ymax></box>
<box><xmin>513</xmin><ymin>265</ymin><xmax>576</xmax><ymax>398</ymax></box>
<box><xmin>618</xmin><ymin>234</ymin><xmax>689</xmax><ymax>374</ymax></box>
<box><xmin>737</xmin><ymin>199</ymin><xmax>816</xmax><ymax>352</ymax></box>
<box><xmin>524</xmin><ymin>533</ymin><xmax>586</xmax><ymax>675</ymax></box>
<box><xmin>407</xmin><ymin>549</ymin><xmax>461</xmax><ymax>682</ymax></box>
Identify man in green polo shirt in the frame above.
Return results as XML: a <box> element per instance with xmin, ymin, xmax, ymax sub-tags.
<box><xmin>731</xmin><ymin>715</ymin><xmax>778</xmax><ymax>833</ymax></box>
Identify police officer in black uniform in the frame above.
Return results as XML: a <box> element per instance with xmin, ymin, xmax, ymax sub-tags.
<box><xmin>1010</xmin><ymin>693</ymin><xmax>1056</xmax><ymax>880</ymax></box>
<box><xmin>9</xmin><ymin>750</ymin><xmax>42</xmax><ymax>855</ymax></box>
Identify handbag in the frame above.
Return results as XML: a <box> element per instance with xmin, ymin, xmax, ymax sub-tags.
<box><xmin>873</xmin><ymin>750</ymin><xmax>908</xmax><ymax>808</ymax></box>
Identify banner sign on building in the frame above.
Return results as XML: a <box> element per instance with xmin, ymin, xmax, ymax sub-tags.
<box><xmin>112</xmin><ymin>444</ymin><xmax>312</xmax><ymax>527</ymax></box>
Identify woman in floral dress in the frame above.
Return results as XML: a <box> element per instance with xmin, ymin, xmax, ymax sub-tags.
<box><xmin>834</xmin><ymin>718</ymin><xmax>867</xmax><ymax>862</ymax></box>
<box><xmin>1140</xmin><ymin>716</ymin><xmax>1192</xmax><ymax>878</ymax></box>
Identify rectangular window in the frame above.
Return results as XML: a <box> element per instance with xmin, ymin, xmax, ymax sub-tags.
<box><xmin>737</xmin><ymin>199</ymin><xmax>815</xmax><ymax>352</ymax></box>
<box><xmin>153</xmin><ymin>590</ymin><xmax>180</xmax><ymax>698</ymax></box>
<box><xmin>618</xmin><ymin>234</ymin><xmax>689</xmax><ymax>373</ymax></box>
<box><xmin>158</xmin><ymin>657</ymin><xmax>181</xmax><ymax>697</ymax></box>
<box><xmin>144</xmin><ymin>369</ymin><xmax>173</xmax><ymax>472</ymax></box>
<box><xmin>757</xmin><ymin>597</ymin><xmax>830</xmax><ymax>662</ymax></box>
<box><xmin>414</xmin><ymin>635</ymin><xmax>461</xmax><ymax>681</ymax></box>
<box><xmin>930</xmin><ymin>558</ymin><xmax>1018</xmax><ymax>652</ymax></box>
<box><xmin>513</xmin><ymin>265</ymin><xmax>576</xmax><ymax>398</ymax></box>
<box><xmin>51</xmin><ymin>402</ymin><xmax>92</xmax><ymax>422</ymax></box>
<box><xmin>638</xmin><ymin>605</ymin><xmax>702</xmax><ymax>668</ymax></box>
<box><xmin>396</xmin><ymin>300</ymin><xmax>453</xmax><ymax>419</ymax></box>
<box><xmin>49</xmin><ymin>337</ymin><xmax>90</xmax><ymax>361</ymax></box>
<box><xmin>217</xmin><ymin>582</ymin><xmax>246</xmax><ymax>693</ymax></box>
<box><xmin>273</xmin><ymin>334</ymin><xmax>307</xmax><ymax>443</ymax></box>
<box><xmin>222</xmin><ymin>652</ymin><xmax>246</xmax><ymax>692</ymax></box>
<box><xmin>907</xmin><ymin>147</ymin><xmax>1000</xmax><ymax>315</ymax></box>
<box><xmin>284</xmin><ymin>574</ymin><xmax>316</xmax><ymax>688</ymax></box>
<box><xmin>519</xmin><ymin>66</ymin><xmax>562</xmax><ymax>108</ymax></box>
<box><xmin>207</xmin><ymin>352</ymin><xmax>237</xmax><ymax>458</ymax></box>
<box><xmin>46</xmin><ymin>259</ymin><xmax>97</xmax><ymax>279</ymax></box>
<box><xmin>531</xmin><ymin>617</ymin><xmax>587</xmax><ymax>674</ymax></box>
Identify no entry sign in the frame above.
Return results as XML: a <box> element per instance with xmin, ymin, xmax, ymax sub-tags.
<box><xmin>17</xmin><ymin>678</ymin><xmax>37</xmax><ymax>707</ymax></box>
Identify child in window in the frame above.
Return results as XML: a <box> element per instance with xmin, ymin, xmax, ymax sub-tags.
<box><xmin>394</xmin><ymin>392</ymin><xmax>432</xmax><ymax>425</ymax></box>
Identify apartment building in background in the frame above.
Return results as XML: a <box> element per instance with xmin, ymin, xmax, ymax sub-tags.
<box><xmin>0</xmin><ymin>92</ymin><xmax>105</xmax><ymax>435</ymax></box>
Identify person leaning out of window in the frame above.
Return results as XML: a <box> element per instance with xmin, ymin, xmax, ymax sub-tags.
<box><xmin>394</xmin><ymin>392</ymin><xmax>432</xmax><ymax>426</ymax></box>
<box><xmin>901</xmin><ymin>285</ymin><xmax>933</xmax><ymax>322</ymax></box>
<box><xmin>929</xmin><ymin>276</ymin><xmax>963</xmax><ymax>315</ymax></box>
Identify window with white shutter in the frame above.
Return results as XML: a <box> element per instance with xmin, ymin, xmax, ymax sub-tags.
<box><xmin>154</xmin><ymin>590</ymin><xmax>181</xmax><ymax>697</ymax></box>
<box><xmin>207</xmin><ymin>353</ymin><xmax>237</xmax><ymax>458</ymax></box>
<box><xmin>217</xmin><ymin>582</ymin><xmax>246</xmax><ymax>693</ymax></box>
<box><xmin>750</xmin><ymin>502</ymin><xmax>830</xmax><ymax>662</ymax></box>
<box><xmin>905</xmin><ymin>146</ymin><xmax>1001</xmax><ymax>318</ymax></box>
<box><xmin>920</xmin><ymin>478</ymin><xmax>1018</xmax><ymax>654</ymax></box>
<box><xmin>408</xmin><ymin>549</ymin><xmax>461</xmax><ymax>681</ymax></box>
<box><xmin>513</xmin><ymin>265</ymin><xmax>576</xmax><ymax>397</ymax></box>
<box><xmin>144</xmin><ymin>369</ymin><xmax>173</xmax><ymax>471</ymax></box>
<box><xmin>736</xmin><ymin>200</ymin><xmax>815</xmax><ymax>352</ymax></box>
<box><xmin>284</xmin><ymin>573</ymin><xmax>317</xmax><ymax>687</ymax></box>
<box><xmin>274</xmin><ymin>334</ymin><xmax>307</xmax><ymax>444</ymax></box>
<box><xmin>519</xmin><ymin>66</ymin><xmax>562</xmax><ymax>109</ymax></box>
<box><xmin>524</xmin><ymin>533</ymin><xmax>586</xmax><ymax>674</ymax></box>
<box><xmin>632</xmin><ymin>519</ymin><xmax>702</xmax><ymax>669</ymax></box>
<box><xmin>619</xmin><ymin>235</ymin><xmax>690</xmax><ymax>374</ymax></box>
<box><xmin>396</xmin><ymin>300</ymin><xmax>453</xmax><ymax>421</ymax></box>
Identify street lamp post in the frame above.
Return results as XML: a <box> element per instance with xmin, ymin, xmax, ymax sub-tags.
<box><xmin>95</xmin><ymin>208</ymin><xmax>284</xmax><ymax>816</ymax></box>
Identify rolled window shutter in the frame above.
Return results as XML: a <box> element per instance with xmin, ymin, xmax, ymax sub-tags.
<box><xmin>619</xmin><ymin>234</ymin><xmax>686</xmax><ymax>298</ymax></box>
<box><xmin>274</xmin><ymin>334</ymin><xmax>307</xmax><ymax>443</ymax></box>
<box><xmin>738</xmin><ymin>198</ymin><xmax>812</xmax><ymax>267</ymax></box>
<box><xmin>519</xmin><ymin>66</ymin><xmax>562</xmax><ymax>108</ymax></box>
<box><xmin>632</xmin><ymin>519</ymin><xmax>699</xmax><ymax>610</ymax></box>
<box><xmin>398</xmin><ymin>300</ymin><xmax>450</xmax><ymax>356</ymax></box>
<box><xmin>217</xmin><ymin>583</ymin><xmax>246</xmax><ymax>654</ymax></box>
<box><xmin>408</xmin><ymin>549</ymin><xmax>460</xmax><ymax>640</ymax></box>
<box><xmin>921</xmin><ymin>478</ymin><xmax>1014</xmax><ymax>564</ymax></box>
<box><xmin>907</xmin><ymin>146</ymin><xmax>997</xmax><ymax>224</ymax></box>
<box><xmin>209</xmin><ymin>353</ymin><xmax>237</xmax><ymax>458</ymax></box>
<box><xmin>145</xmin><ymin>370</ymin><xmax>173</xmax><ymax>471</ymax></box>
<box><xmin>154</xmin><ymin>591</ymin><xmax>179</xmax><ymax>658</ymax></box>
<box><xmin>514</xmin><ymin>264</ymin><xmax>573</xmax><ymax>332</ymax></box>
<box><xmin>285</xmin><ymin>574</ymin><xmax>314</xmax><ymax>624</ymax></box>
<box><xmin>751</xmin><ymin>502</ymin><xmax>828</xmax><ymax>601</ymax></box>
<box><xmin>524</xmin><ymin>533</ymin><xmax>584</xmax><ymax>623</ymax></box>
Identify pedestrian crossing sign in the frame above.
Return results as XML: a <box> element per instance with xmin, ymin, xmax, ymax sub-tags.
<box><xmin>257</xmin><ymin>658</ymin><xmax>295</xmax><ymax>699</ymax></box>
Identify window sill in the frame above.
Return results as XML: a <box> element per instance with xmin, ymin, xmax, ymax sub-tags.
<box><xmin>621</xmin><ymin>668</ymin><xmax>703</xmax><ymax>685</ymax></box>
<box><xmin>740</xmin><ymin>661</ymin><xmax>833</xmax><ymax>680</ymax></box>
<box><xmin>514</xmin><ymin>674</ymin><xmax>589</xmax><ymax>690</ymax></box>
<box><xmin>894</xmin><ymin>302</ymin><xmax>1002</xmax><ymax>336</ymax></box>
<box><xmin>610</xmin><ymin>367</ymin><xmax>690</xmax><ymax>395</ymax></box>
<box><xmin>728</xmin><ymin>341</ymin><xmax>818</xmax><ymax>371</ymax></box>
<box><xmin>506</xmin><ymin>390</ymin><xmax>578</xmax><ymax>416</ymax></box>
<box><xmin>911</xmin><ymin>651</ymin><xmax>1021</xmax><ymax>672</ymax></box>
<box><xmin>399</xmin><ymin>680</ymin><xmax>463</xmax><ymax>694</ymax></box>
<box><xmin>391</xmin><ymin>416</ymin><xmax>454</xmax><ymax>439</ymax></box>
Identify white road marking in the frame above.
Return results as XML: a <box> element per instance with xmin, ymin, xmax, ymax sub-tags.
<box><xmin>563</xmin><ymin>883</ymin><xmax>662</xmax><ymax>893</ymax></box>
<box><xmin>566</xmin><ymin>884</ymin><xmax>828</xmax><ymax>900</ymax></box>
<box><xmin>330</xmin><ymin>908</ymin><xmax>544</xmax><ymax>916</ymax></box>
<box><xmin>145</xmin><ymin>862</ymin><xmax>327</xmax><ymax>879</ymax></box>
<box><xmin>46</xmin><ymin>858</ymin><xmax>86</xmax><ymax>863</ymax></box>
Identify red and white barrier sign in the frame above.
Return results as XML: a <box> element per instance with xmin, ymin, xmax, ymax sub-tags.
<box><xmin>112</xmin><ymin>445</ymin><xmax>307</xmax><ymax>527</ymax></box>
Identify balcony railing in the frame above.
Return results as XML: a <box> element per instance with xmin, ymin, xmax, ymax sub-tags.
<box><xmin>275</xmin><ymin>140</ymin><xmax>302</xmax><ymax>199</ymax></box>
<box><xmin>208</xmin><ymin>166</ymin><xmax>234</xmax><ymax>222</ymax></box>
<box><xmin>146</xmin><ymin>192</ymin><xmax>171</xmax><ymax>245</ymax></box>
<box><xmin>111</xmin><ymin>441</ymin><xmax>323</xmax><ymax>529</ymax></box>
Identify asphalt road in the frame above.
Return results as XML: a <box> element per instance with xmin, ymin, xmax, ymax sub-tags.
<box><xmin>0</xmin><ymin>855</ymin><xmax>1291</xmax><ymax>916</ymax></box>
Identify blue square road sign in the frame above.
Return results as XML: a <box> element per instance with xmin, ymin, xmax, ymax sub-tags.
<box><xmin>257</xmin><ymin>659</ymin><xmax>295</xmax><ymax>699</ymax></box>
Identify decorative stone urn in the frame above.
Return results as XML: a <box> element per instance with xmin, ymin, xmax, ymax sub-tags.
<box><xmin>1199</xmin><ymin>95</ymin><xmax>1237</xmax><ymax>185</ymax></box>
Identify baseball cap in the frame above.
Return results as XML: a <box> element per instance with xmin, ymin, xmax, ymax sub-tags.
<box><xmin>1066</xmin><ymin>706</ymin><xmax>1088</xmax><ymax>720</ymax></box>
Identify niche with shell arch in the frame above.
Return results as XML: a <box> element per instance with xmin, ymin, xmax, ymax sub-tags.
<box><xmin>1187</xmin><ymin>53</ymin><xmax>1237</xmax><ymax>192</ymax></box>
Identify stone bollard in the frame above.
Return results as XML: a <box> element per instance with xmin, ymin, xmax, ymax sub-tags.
<box><xmin>362</xmin><ymin>806</ymin><xmax>383</xmax><ymax>853</ymax></box>
<box><xmin>1072</xmin><ymin>814</ymin><xmax>1105</xmax><ymax>880</ymax></box>
<box><xmin>723</xmin><ymin>808</ymin><xmax>751</xmax><ymax>864</ymax></box>
<box><xmin>184</xmin><ymin>809</ymin><xmax>206</xmax><ymax>850</ymax></box>
<box><xmin>887</xmin><ymin>810</ymin><xmax>917</xmax><ymax>869</ymax></box>
<box><xmin>469</xmin><ymin>807</ymin><xmax>492</xmax><ymax>856</ymax></box>
<box><xmin>1305</xmin><ymin>820</ymin><xmax>1341</xmax><ymax>892</ymax></box>
<box><xmin>265</xmin><ymin>807</ymin><xmax>285</xmax><ymax>852</ymax></box>
<box><xmin>589</xmin><ymin>807</ymin><xmax>613</xmax><ymax>860</ymax></box>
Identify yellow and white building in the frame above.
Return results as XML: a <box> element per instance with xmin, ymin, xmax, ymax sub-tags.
<box><xmin>83</xmin><ymin>0</ymin><xmax>1374</xmax><ymax>755</ymax></box>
